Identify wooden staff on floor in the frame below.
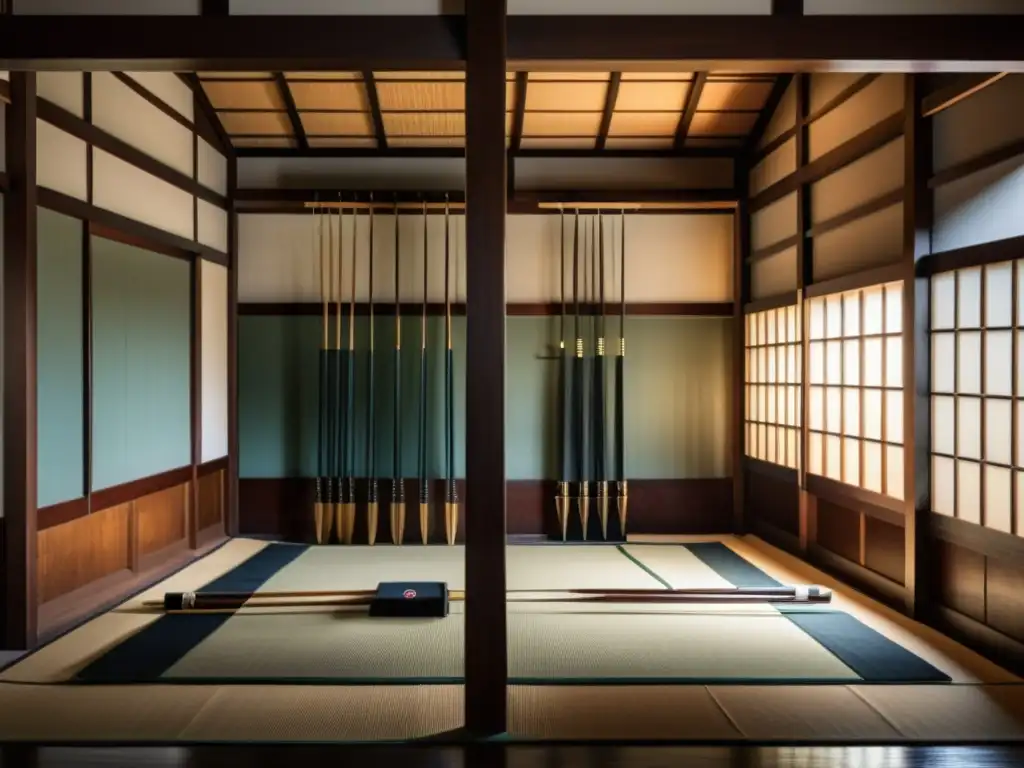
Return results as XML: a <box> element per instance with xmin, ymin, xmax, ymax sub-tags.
<box><xmin>556</xmin><ymin>208</ymin><xmax>572</xmax><ymax>541</ymax></box>
<box><xmin>593</xmin><ymin>213</ymin><xmax>609</xmax><ymax>540</ymax></box>
<box><xmin>615</xmin><ymin>210</ymin><xmax>628</xmax><ymax>536</ymax></box>
<box><xmin>367</xmin><ymin>198</ymin><xmax>379</xmax><ymax>546</ymax></box>
<box><xmin>572</xmin><ymin>211</ymin><xmax>588</xmax><ymax>539</ymax></box>
<box><xmin>339</xmin><ymin>205</ymin><xmax>358</xmax><ymax>544</ymax></box>
<box><xmin>443</xmin><ymin>197</ymin><xmax>459</xmax><ymax>546</ymax></box>
<box><xmin>391</xmin><ymin>201</ymin><xmax>406</xmax><ymax>545</ymax></box>
<box><xmin>150</xmin><ymin>584</ymin><xmax>834</xmax><ymax>611</ymax></box>
<box><xmin>314</xmin><ymin>205</ymin><xmax>334</xmax><ymax>545</ymax></box>
<box><xmin>418</xmin><ymin>201</ymin><xmax>431</xmax><ymax>545</ymax></box>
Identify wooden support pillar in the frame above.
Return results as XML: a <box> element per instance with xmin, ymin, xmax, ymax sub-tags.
<box><xmin>464</xmin><ymin>0</ymin><xmax>509</xmax><ymax>738</ymax></box>
<box><xmin>226</xmin><ymin>154</ymin><xmax>239</xmax><ymax>537</ymax></box>
<box><xmin>732</xmin><ymin>162</ymin><xmax>749</xmax><ymax>534</ymax></box>
<box><xmin>795</xmin><ymin>73</ymin><xmax>816</xmax><ymax>552</ymax></box>
<box><xmin>189</xmin><ymin>256</ymin><xmax>203</xmax><ymax>550</ymax></box>
<box><xmin>3</xmin><ymin>72</ymin><xmax>38</xmax><ymax>650</ymax></box>
<box><xmin>903</xmin><ymin>74</ymin><xmax>933</xmax><ymax>619</ymax></box>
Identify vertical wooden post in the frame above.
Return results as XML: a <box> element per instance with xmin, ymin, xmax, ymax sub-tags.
<box><xmin>903</xmin><ymin>74</ymin><xmax>933</xmax><ymax>619</ymax></box>
<box><xmin>226</xmin><ymin>154</ymin><xmax>239</xmax><ymax>537</ymax></box>
<box><xmin>190</xmin><ymin>256</ymin><xmax>203</xmax><ymax>550</ymax></box>
<box><xmin>733</xmin><ymin>162</ymin><xmax>750</xmax><ymax>534</ymax></box>
<box><xmin>3</xmin><ymin>73</ymin><xmax>39</xmax><ymax>650</ymax></box>
<box><xmin>464</xmin><ymin>0</ymin><xmax>509</xmax><ymax>738</ymax></box>
<box><xmin>795</xmin><ymin>73</ymin><xmax>815</xmax><ymax>553</ymax></box>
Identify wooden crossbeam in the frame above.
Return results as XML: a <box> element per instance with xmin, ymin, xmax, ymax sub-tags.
<box><xmin>921</xmin><ymin>72</ymin><xmax>1007</xmax><ymax>118</ymax></box>
<box><xmin>595</xmin><ymin>72</ymin><xmax>621</xmax><ymax>151</ymax></box>
<box><xmin>273</xmin><ymin>73</ymin><xmax>307</xmax><ymax>151</ymax></box>
<box><xmin>674</xmin><ymin>72</ymin><xmax>706</xmax><ymax>152</ymax></box>
<box><xmin>363</xmin><ymin>70</ymin><xmax>388</xmax><ymax>151</ymax></box>
<box><xmin>510</xmin><ymin>72</ymin><xmax>528</xmax><ymax>151</ymax></box>
<box><xmin>746</xmin><ymin>74</ymin><xmax>793</xmax><ymax>156</ymax></box>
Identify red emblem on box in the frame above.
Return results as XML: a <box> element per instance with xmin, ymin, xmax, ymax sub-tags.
<box><xmin>403</xmin><ymin>589</ymin><xmax>417</xmax><ymax>599</ymax></box>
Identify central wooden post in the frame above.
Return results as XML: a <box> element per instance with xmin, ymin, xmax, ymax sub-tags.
<box><xmin>3</xmin><ymin>72</ymin><xmax>39</xmax><ymax>650</ymax></box>
<box><xmin>464</xmin><ymin>0</ymin><xmax>509</xmax><ymax>737</ymax></box>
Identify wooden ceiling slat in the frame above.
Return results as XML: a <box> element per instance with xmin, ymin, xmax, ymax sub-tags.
<box><xmin>284</xmin><ymin>72</ymin><xmax>361</xmax><ymax>80</ymax></box>
<box><xmin>522</xmin><ymin>111</ymin><xmax>602</xmax><ymax>137</ymax></box>
<box><xmin>608</xmin><ymin>111</ymin><xmax>680</xmax><ymax>137</ymax></box>
<box><xmin>689</xmin><ymin>111</ymin><xmax>761</xmax><ymax>135</ymax></box>
<box><xmin>231</xmin><ymin>136</ymin><xmax>296</xmax><ymax>148</ymax></box>
<box><xmin>198</xmin><ymin>72</ymin><xmax>273</xmax><ymax>79</ymax></box>
<box><xmin>383</xmin><ymin>112</ymin><xmax>465</xmax><ymax>137</ymax></box>
<box><xmin>528</xmin><ymin>72</ymin><xmax>610</xmax><ymax>82</ymax></box>
<box><xmin>699</xmin><ymin>80</ymin><xmax>775</xmax><ymax>111</ymax></box>
<box><xmin>389</xmin><ymin>136</ymin><xmax>466</xmax><ymax>147</ymax></box>
<box><xmin>376</xmin><ymin>81</ymin><xmax>464</xmax><ymax>111</ymax></box>
<box><xmin>604</xmin><ymin>137</ymin><xmax>675</xmax><ymax>150</ymax></box>
<box><xmin>300</xmin><ymin>111</ymin><xmax>375</xmax><ymax>137</ymax></box>
<box><xmin>374</xmin><ymin>71</ymin><xmax>464</xmax><ymax>80</ymax></box>
<box><xmin>288</xmin><ymin>81</ymin><xmax>368</xmax><ymax>111</ymax></box>
<box><xmin>307</xmin><ymin>137</ymin><xmax>378</xmax><ymax>148</ymax></box>
<box><xmin>526</xmin><ymin>81</ymin><xmax>608</xmax><ymax>112</ymax></box>
<box><xmin>614</xmin><ymin>81</ymin><xmax>690</xmax><ymax>112</ymax></box>
<box><xmin>202</xmin><ymin>79</ymin><xmax>283</xmax><ymax>110</ymax></box>
<box><xmin>218</xmin><ymin>110</ymin><xmax>292</xmax><ymax>135</ymax></box>
<box><xmin>509</xmin><ymin>72</ymin><xmax>528</xmax><ymax>151</ymax></box>
<box><xmin>620</xmin><ymin>72</ymin><xmax>693</xmax><ymax>81</ymax></box>
<box><xmin>520</xmin><ymin>137</ymin><xmax>597</xmax><ymax>150</ymax></box>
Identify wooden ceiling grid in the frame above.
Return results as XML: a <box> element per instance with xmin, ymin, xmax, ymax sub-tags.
<box><xmin>197</xmin><ymin>70</ymin><xmax>778</xmax><ymax>152</ymax></box>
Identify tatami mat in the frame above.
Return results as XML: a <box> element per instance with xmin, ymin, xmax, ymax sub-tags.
<box><xmin>509</xmin><ymin>685</ymin><xmax>742</xmax><ymax>741</ymax></box>
<box><xmin>177</xmin><ymin>685</ymin><xmax>464</xmax><ymax>742</ymax></box>
<box><xmin>851</xmin><ymin>684</ymin><xmax>1024</xmax><ymax>741</ymax></box>
<box><xmin>707</xmin><ymin>686</ymin><xmax>901</xmax><ymax>741</ymax></box>
<box><xmin>0</xmin><ymin>538</ymin><xmax>269</xmax><ymax>684</ymax></box>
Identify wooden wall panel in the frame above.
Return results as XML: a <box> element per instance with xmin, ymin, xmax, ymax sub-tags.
<box><xmin>197</xmin><ymin>199</ymin><xmax>228</xmax><ymax>253</ymax></box>
<box><xmin>135</xmin><ymin>483</ymin><xmax>187</xmax><ymax>557</ymax></box>
<box><xmin>514</xmin><ymin>156</ymin><xmax>734</xmax><ymax>191</ymax></box>
<box><xmin>197</xmin><ymin>471</ymin><xmax>224</xmax><ymax>531</ymax></box>
<box><xmin>36</xmin><ymin>119</ymin><xmax>87</xmax><ymax>201</ymax></box>
<box><xmin>750</xmin><ymin>138</ymin><xmax>796</xmax><ymax>197</ymax></box>
<box><xmin>750</xmin><ymin>191</ymin><xmax>797</xmax><ymax>253</ymax></box>
<box><xmin>36</xmin><ymin>73</ymin><xmax>83</xmax><ymax>118</ymax></box>
<box><xmin>201</xmin><ymin>259</ymin><xmax>229</xmax><ymax>462</ymax></box>
<box><xmin>864</xmin><ymin>515</ymin><xmax>905</xmax><ymax>584</ymax></box>
<box><xmin>239</xmin><ymin>212</ymin><xmax>735</xmax><ymax>305</ymax></box>
<box><xmin>816</xmin><ymin>499</ymin><xmax>861</xmax><ymax>564</ymax></box>
<box><xmin>807</xmin><ymin>75</ymin><xmax>904</xmax><ymax>162</ymax></box>
<box><xmin>932</xmin><ymin>74</ymin><xmax>1024</xmax><ymax>174</ymax></box>
<box><xmin>933</xmin><ymin>156</ymin><xmax>1024</xmax><ymax>255</ymax></box>
<box><xmin>122</xmin><ymin>72</ymin><xmax>194</xmax><ymax>123</ymax></box>
<box><xmin>809</xmin><ymin>138</ymin><xmax>904</xmax><ymax>224</ymax></box>
<box><xmin>92</xmin><ymin>148</ymin><xmax>194</xmax><ymax>240</ymax></box>
<box><xmin>745</xmin><ymin>467</ymin><xmax>799</xmax><ymax>538</ymax></box>
<box><xmin>198</xmin><ymin>137</ymin><xmax>228</xmax><ymax>196</ymax></box>
<box><xmin>811</xmin><ymin>202</ymin><xmax>903</xmax><ymax>282</ymax></box>
<box><xmin>759</xmin><ymin>80</ymin><xmax>796</xmax><ymax>149</ymax></box>
<box><xmin>92</xmin><ymin>72</ymin><xmax>193</xmax><ymax>177</ymax></box>
<box><xmin>37</xmin><ymin>503</ymin><xmax>130</xmax><ymax>605</ymax></box>
<box><xmin>750</xmin><ymin>246</ymin><xmax>797</xmax><ymax>299</ymax></box>
<box><xmin>935</xmin><ymin>540</ymin><xmax>986</xmax><ymax>623</ymax></box>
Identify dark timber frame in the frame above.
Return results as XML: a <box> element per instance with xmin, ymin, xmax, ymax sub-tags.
<box><xmin>4</xmin><ymin>6</ymin><xmax>1024</xmax><ymax>736</ymax></box>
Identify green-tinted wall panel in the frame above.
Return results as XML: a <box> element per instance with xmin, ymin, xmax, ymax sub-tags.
<box><xmin>37</xmin><ymin>208</ymin><xmax>84</xmax><ymax>507</ymax></box>
<box><xmin>240</xmin><ymin>314</ymin><xmax>731</xmax><ymax>481</ymax></box>
<box><xmin>91</xmin><ymin>237</ymin><xmax>191</xmax><ymax>491</ymax></box>
<box><xmin>239</xmin><ymin>314</ymin><xmax>465</xmax><ymax>479</ymax></box>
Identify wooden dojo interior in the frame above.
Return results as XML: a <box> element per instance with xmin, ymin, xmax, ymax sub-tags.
<box><xmin>4</xmin><ymin>1</ymin><xmax>1024</xmax><ymax>755</ymax></box>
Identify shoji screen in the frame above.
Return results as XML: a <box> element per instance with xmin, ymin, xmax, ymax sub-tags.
<box><xmin>807</xmin><ymin>281</ymin><xmax>904</xmax><ymax>498</ymax></box>
<box><xmin>931</xmin><ymin>262</ymin><xmax>1021</xmax><ymax>535</ymax></box>
<box><xmin>744</xmin><ymin>305</ymin><xmax>802</xmax><ymax>469</ymax></box>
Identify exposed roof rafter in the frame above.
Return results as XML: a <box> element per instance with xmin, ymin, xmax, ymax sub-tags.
<box><xmin>595</xmin><ymin>72</ymin><xmax>621</xmax><ymax>151</ymax></box>
<box><xmin>746</xmin><ymin>74</ymin><xmax>793</xmax><ymax>155</ymax></box>
<box><xmin>363</xmin><ymin>70</ymin><xmax>389</xmax><ymax>151</ymax></box>
<box><xmin>273</xmin><ymin>72</ymin><xmax>307</xmax><ymax>151</ymax></box>
<box><xmin>674</xmin><ymin>71</ymin><xmax>707</xmax><ymax>152</ymax></box>
<box><xmin>510</xmin><ymin>71</ymin><xmax>528</xmax><ymax>151</ymax></box>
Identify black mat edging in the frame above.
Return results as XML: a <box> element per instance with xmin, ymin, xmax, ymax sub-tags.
<box><xmin>74</xmin><ymin>543</ymin><xmax>308</xmax><ymax>683</ymax></box>
<box><xmin>615</xmin><ymin>545</ymin><xmax>674</xmax><ymax>589</ymax></box>
<box><xmin>682</xmin><ymin>542</ymin><xmax>951</xmax><ymax>684</ymax></box>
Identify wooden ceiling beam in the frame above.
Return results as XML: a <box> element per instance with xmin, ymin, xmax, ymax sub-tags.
<box><xmin>233</xmin><ymin>146</ymin><xmax>736</xmax><ymax>160</ymax></box>
<box><xmin>273</xmin><ymin>73</ymin><xmax>308</xmax><ymax>151</ymax></box>
<box><xmin>921</xmin><ymin>72</ymin><xmax>1008</xmax><ymax>118</ymax></box>
<box><xmin>674</xmin><ymin>71</ymin><xmax>706</xmax><ymax>152</ymax></box>
<box><xmin>510</xmin><ymin>72</ymin><xmax>528</xmax><ymax>152</ymax></box>
<box><xmin>362</xmin><ymin>70</ymin><xmax>389</xmax><ymax>151</ymax></box>
<box><xmin>5</xmin><ymin>16</ymin><xmax>1024</xmax><ymax>70</ymax></box>
<box><xmin>745</xmin><ymin>74</ymin><xmax>793</xmax><ymax>156</ymax></box>
<box><xmin>595</xmin><ymin>72</ymin><xmax>621</xmax><ymax>152</ymax></box>
<box><xmin>178</xmin><ymin>73</ymin><xmax>233</xmax><ymax>156</ymax></box>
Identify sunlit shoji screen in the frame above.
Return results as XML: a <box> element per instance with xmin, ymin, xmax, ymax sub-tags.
<box><xmin>931</xmin><ymin>262</ymin><xmax>1022</xmax><ymax>535</ymax></box>
<box><xmin>744</xmin><ymin>305</ymin><xmax>802</xmax><ymax>469</ymax></box>
<box><xmin>807</xmin><ymin>282</ymin><xmax>904</xmax><ymax>499</ymax></box>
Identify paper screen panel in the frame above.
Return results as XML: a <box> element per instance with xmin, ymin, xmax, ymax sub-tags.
<box><xmin>957</xmin><ymin>397</ymin><xmax>981</xmax><ymax>460</ymax></box>
<box><xmin>886</xmin><ymin>445</ymin><xmax>904</xmax><ymax>500</ymax></box>
<box><xmin>986</xmin><ymin>330</ymin><xmax>1013</xmax><ymax>397</ymax></box>
<box><xmin>986</xmin><ymin>261</ymin><xmax>1014</xmax><ymax>328</ymax></box>
<box><xmin>932</xmin><ymin>396</ymin><xmax>955</xmax><ymax>456</ymax></box>
<box><xmin>986</xmin><ymin>398</ymin><xmax>1013</xmax><ymax>466</ymax></box>
<box><xmin>957</xmin><ymin>332</ymin><xmax>982</xmax><ymax>395</ymax></box>
<box><xmin>200</xmin><ymin>260</ymin><xmax>229</xmax><ymax>462</ymax></box>
<box><xmin>863</xmin><ymin>440</ymin><xmax>882</xmax><ymax>493</ymax></box>
<box><xmin>933</xmin><ymin>456</ymin><xmax>956</xmax><ymax>516</ymax></box>
<box><xmin>36</xmin><ymin>120</ymin><xmax>88</xmax><ymax>201</ymax></box>
<box><xmin>932</xmin><ymin>272</ymin><xmax>956</xmax><ymax>330</ymax></box>
<box><xmin>986</xmin><ymin>465</ymin><xmax>1013</xmax><ymax>533</ymax></box>
<box><xmin>932</xmin><ymin>334</ymin><xmax>955</xmax><ymax>394</ymax></box>
<box><xmin>957</xmin><ymin>460</ymin><xmax>982</xmax><ymax>525</ymax></box>
<box><xmin>92</xmin><ymin>149</ymin><xmax>194</xmax><ymax>240</ymax></box>
<box><xmin>37</xmin><ymin>72</ymin><xmax>84</xmax><ymax>117</ymax></box>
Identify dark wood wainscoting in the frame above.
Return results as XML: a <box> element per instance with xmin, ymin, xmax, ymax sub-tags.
<box><xmin>239</xmin><ymin>477</ymin><xmax>734</xmax><ymax>543</ymax></box>
<box><xmin>35</xmin><ymin>462</ymin><xmax>228</xmax><ymax>640</ymax></box>
<box><xmin>930</xmin><ymin>515</ymin><xmax>1024</xmax><ymax>676</ymax></box>
<box><xmin>744</xmin><ymin>459</ymin><xmax>799</xmax><ymax>551</ymax></box>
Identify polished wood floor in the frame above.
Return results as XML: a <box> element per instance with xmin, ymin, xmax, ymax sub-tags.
<box><xmin>2</xmin><ymin>745</ymin><xmax>1024</xmax><ymax>768</ymax></box>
